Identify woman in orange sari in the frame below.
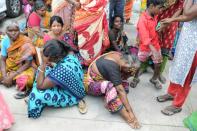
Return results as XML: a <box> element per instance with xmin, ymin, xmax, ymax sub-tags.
<box><xmin>52</xmin><ymin>0</ymin><xmax>110</xmax><ymax>65</ymax></box>
<box><xmin>0</xmin><ymin>22</ymin><xmax>36</xmax><ymax>99</ymax></box>
<box><xmin>124</xmin><ymin>0</ymin><xmax>134</xmax><ymax>24</ymax></box>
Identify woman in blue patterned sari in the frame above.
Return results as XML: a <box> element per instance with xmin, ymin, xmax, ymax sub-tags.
<box><xmin>28</xmin><ymin>39</ymin><xmax>86</xmax><ymax>118</ymax></box>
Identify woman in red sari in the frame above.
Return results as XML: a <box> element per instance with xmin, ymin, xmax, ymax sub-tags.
<box><xmin>157</xmin><ymin>0</ymin><xmax>184</xmax><ymax>83</ymax></box>
<box><xmin>52</xmin><ymin>0</ymin><xmax>110</xmax><ymax>65</ymax></box>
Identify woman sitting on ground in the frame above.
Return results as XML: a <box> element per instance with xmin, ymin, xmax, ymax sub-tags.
<box><xmin>27</xmin><ymin>0</ymin><xmax>50</xmax><ymax>47</ymax></box>
<box><xmin>108</xmin><ymin>16</ymin><xmax>130</xmax><ymax>56</ymax></box>
<box><xmin>84</xmin><ymin>51</ymin><xmax>140</xmax><ymax>129</ymax></box>
<box><xmin>28</xmin><ymin>39</ymin><xmax>87</xmax><ymax>118</ymax></box>
<box><xmin>0</xmin><ymin>22</ymin><xmax>36</xmax><ymax>99</ymax></box>
<box><xmin>43</xmin><ymin>16</ymin><xmax>64</xmax><ymax>43</ymax></box>
<box><xmin>44</xmin><ymin>16</ymin><xmax>78</xmax><ymax>50</ymax></box>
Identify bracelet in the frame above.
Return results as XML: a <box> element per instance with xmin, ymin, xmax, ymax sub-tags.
<box><xmin>38</xmin><ymin>67</ymin><xmax>45</xmax><ymax>73</ymax></box>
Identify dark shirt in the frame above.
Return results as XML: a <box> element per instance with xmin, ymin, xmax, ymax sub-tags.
<box><xmin>96</xmin><ymin>57</ymin><xmax>122</xmax><ymax>86</ymax></box>
<box><xmin>108</xmin><ymin>29</ymin><xmax>129</xmax><ymax>53</ymax></box>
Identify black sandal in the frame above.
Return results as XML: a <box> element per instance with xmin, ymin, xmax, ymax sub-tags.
<box><xmin>150</xmin><ymin>79</ymin><xmax>162</xmax><ymax>89</ymax></box>
<box><xmin>161</xmin><ymin>105</ymin><xmax>182</xmax><ymax>116</ymax></box>
<box><xmin>14</xmin><ymin>91</ymin><xmax>28</xmax><ymax>99</ymax></box>
<box><xmin>157</xmin><ymin>94</ymin><xmax>174</xmax><ymax>102</ymax></box>
<box><xmin>130</xmin><ymin>78</ymin><xmax>140</xmax><ymax>88</ymax></box>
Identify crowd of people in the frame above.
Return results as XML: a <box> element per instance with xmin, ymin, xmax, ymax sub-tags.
<box><xmin>0</xmin><ymin>0</ymin><xmax>196</xmax><ymax>130</ymax></box>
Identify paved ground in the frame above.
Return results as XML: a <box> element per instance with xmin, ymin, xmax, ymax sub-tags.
<box><xmin>1</xmin><ymin>4</ymin><xmax>196</xmax><ymax>131</ymax></box>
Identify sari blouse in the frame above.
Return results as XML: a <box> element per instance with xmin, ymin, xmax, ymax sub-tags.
<box><xmin>28</xmin><ymin>12</ymin><xmax>41</xmax><ymax>28</ymax></box>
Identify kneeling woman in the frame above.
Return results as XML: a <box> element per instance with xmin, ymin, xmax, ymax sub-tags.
<box><xmin>84</xmin><ymin>52</ymin><xmax>140</xmax><ymax>129</ymax></box>
<box><xmin>28</xmin><ymin>40</ymin><xmax>86</xmax><ymax>118</ymax></box>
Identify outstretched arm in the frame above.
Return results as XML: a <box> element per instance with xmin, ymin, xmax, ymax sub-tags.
<box><xmin>116</xmin><ymin>84</ymin><xmax>133</xmax><ymax>113</ymax></box>
<box><xmin>161</xmin><ymin>0</ymin><xmax>197</xmax><ymax>23</ymax></box>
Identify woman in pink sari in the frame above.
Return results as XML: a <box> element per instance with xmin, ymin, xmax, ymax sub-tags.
<box><xmin>0</xmin><ymin>92</ymin><xmax>14</xmax><ymax>130</ymax></box>
<box><xmin>52</xmin><ymin>0</ymin><xmax>110</xmax><ymax>65</ymax></box>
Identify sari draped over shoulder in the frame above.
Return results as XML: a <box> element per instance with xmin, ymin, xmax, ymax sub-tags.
<box><xmin>75</xmin><ymin>0</ymin><xmax>110</xmax><ymax>65</ymax></box>
<box><xmin>41</xmin><ymin>11</ymin><xmax>51</xmax><ymax>29</ymax></box>
<box><xmin>48</xmin><ymin>54</ymin><xmax>86</xmax><ymax>99</ymax></box>
<box><xmin>28</xmin><ymin>54</ymin><xmax>85</xmax><ymax>118</ymax></box>
<box><xmin>6</xmin><ymin>35</ymin><xmax>36</xmax><ymax>70</ymax></box>
<box><xmin>52</xmin><ymin>0</ymin><xmax>110</xmax><ymax>65</ymax></box>
<box><xmin>3</xmin><ymin>35</ymin><xmax>36</xmax><ymax>91</ymax></box>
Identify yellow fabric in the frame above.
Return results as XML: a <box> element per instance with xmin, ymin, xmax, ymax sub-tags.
<box><xmin>141</xmin><ymin>0</ymin><xmax>147</xmax><ymax>12</ymax></box>
<box><xmin>42</xmin><ymin>11</ymin><xmax>51</xmax><ymax>29</ymax></box>
<box><xmin>28</xmin><ymin>28</ymin><xmax>44</xmax><ymax>47</ymax></box>
<box><xmin>0</xmin><ymin>35</ymin><xmax>36</xmax><ymax>89</ymax></box>
<box><xmin>0</xmin><ymin>67</ymin><xmax>35</xmax><ymax>90</ymax></box>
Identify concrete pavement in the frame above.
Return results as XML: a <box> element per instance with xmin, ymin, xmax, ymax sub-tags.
<box><xmin>1</xmin><ymin>4</ymin><xmax>196</xmax><ymax>131</ymax></box>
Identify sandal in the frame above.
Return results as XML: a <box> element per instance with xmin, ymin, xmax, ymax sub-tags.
<box><xmin>159</xmin><ymin>75</ymin><xmax>166</xmax><ymax>84</ymax></box>
<box><xmin>157</xmin><ymin>94</ymin><xmax>174</xmax><ymax>102</ymax></box>
<box><xmin>127</xmin><ymin>117</ymin><xmax>141</xmax><ymax>129</ymax></box>
<box><xmin>14</xmin><ymin>91</ymin><xmax>28</xmax><ymax>99</ymax></box>
<box><xmin>150</xmin><ymin>79</ymin><xmax>162</xmax><ymax>89</ymax></box>
<box><xmin>78</xmin><ymin>99</ymin><xmax>87</xmax><ymax>114</ymax></box>
<box><xmin>161</xmin><ymin>105</ymin><xmax>182</xmax><ymax>116</ymax></box>
<box><xmin>24</xmin><ymin>97</ymin><xmax>29</xmax><ymax>104</ymax></box>
<box><xmin>130</xmin><ymin>78</ymin><xmax>140</xmax><ymax>88</ymax></box>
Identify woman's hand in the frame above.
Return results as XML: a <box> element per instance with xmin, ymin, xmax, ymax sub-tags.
<box><xmin>157</xmin><ymin>22</ymin><xmax>168</xmax><ymax>33</ymax></box>
<box><xmin>2</xmin><ymin>74</ymin><xmax>14</xmax><ymax>87</ymax></box>
<box><xmin>41</xmin><ymin>49</ymin><xmax>49</xmax><ymax>66</ymax></box>
<box><xmin>160</xmin><ymin>18</ymin><xmax>175</xmax><ymax>25</ymax></box>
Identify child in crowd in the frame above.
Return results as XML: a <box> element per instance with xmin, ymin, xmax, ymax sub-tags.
<box><xmin>130</xmin><ymin>0</ymin><xmax>165</xmax><ymax>89</ymax></box>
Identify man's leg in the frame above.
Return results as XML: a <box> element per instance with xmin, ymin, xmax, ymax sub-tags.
<box><xmin>130</xmin><ymin>51</ymin><xmax>150</xmax><ymax>88</ymax></box>
<box><xmin>109</xmin><ymin>0</ymin><xmax>116</xmax><ymax>28</ymax></box>
<box><xmin>150</xmin><ymin>50</ymin><xmax>163</xmax><ymax>89</ymax></box>
<box><xmin>115</xmin><ymin>0</ymin><xmax>125</xmax><ymax>22</ymax></box>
